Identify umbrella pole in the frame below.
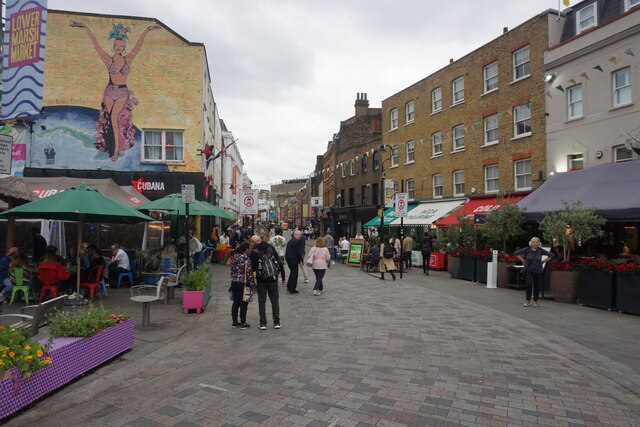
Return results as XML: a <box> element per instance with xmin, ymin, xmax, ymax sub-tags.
<box><xmin>77</xmin><ymin>216</ymin><xmax>83</xmax><ymax>298</ymax></box>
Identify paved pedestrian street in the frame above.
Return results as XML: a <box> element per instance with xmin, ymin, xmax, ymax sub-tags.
<box><xmin>6</xmin><ymin>263</ymin><xmax>640</xmax><ymax>426</ymax></box>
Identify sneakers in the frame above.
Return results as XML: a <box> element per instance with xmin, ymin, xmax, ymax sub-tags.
<box><xmin>259</xmin><ymin>324</ymin><xmax>267</xmax><ymax>330</ymax></box>
<box><xmin>312</xmin><ymin>290</ymin><xmax>320</xmax><ymax>296</ymax></box>
<box><xmin>523</xmin><ymin>301</ymin><xmax>530</xmax><ymax>307</ymax></box>
<box><xmin>239</xmin><ymin>323</ymin><xmax>250</xmax><ymax>330</ymax></box>
<box><xmin>304</xmin><ymin>279</ymin><xmax>309</xmax><ymax>283</ymax></box>
<box><xmin>288</xmin><ymin>290</ymin><xmax>299</xmax><ymax>294</ymax></box>
<box><xmin>274</xmin><ymin>322</ymin><xmax>281</xmax><ymax>329</ymax></box>
<box><xmin>67</xmin><ymin>292</ymin><xmax>78</xmax><ymax>300</ymax></box>
<box><xmin>533</xmin><ymin>301</ymin><xmax>539</xmax><ymax>307</ymax></box>
<box><xmin>232</xmin><ymin>322</ymin><xmax>241</xmax><ymax>328</ymax></box>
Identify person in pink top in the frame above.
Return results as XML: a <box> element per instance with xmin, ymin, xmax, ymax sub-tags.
<box><xmin>307</xmin><ymin>237</ymin><xmax>331</xmax><ymax>296</ymax></box>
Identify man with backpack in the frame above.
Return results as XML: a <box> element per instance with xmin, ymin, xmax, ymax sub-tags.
<box><xmin>250</xmin><ymin>235</ymin><xmax>283</xmax><ymax>330</ymax></box>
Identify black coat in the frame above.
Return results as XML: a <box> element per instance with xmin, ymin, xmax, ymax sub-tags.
<box><xmin>285</xmin><ymin>238</ymin><xmax>304</xmax><ymax>264</ymax></box>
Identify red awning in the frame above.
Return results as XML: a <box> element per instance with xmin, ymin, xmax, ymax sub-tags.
<box><xmin>434</xmin><ymin>195</ymin><xmax>525</xmax><ymax>226</ymax></box>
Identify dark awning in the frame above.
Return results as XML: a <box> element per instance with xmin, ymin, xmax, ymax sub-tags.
<box><xmin>516</xmin><ymin>160</ymin><xmax>640</xmax><ymax>222</ymax></box>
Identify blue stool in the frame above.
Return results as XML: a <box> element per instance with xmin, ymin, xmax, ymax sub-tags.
<box><xmin>99</xmin><ymin>279</ymin><xmax>108</xmax><ymax>296</ymax></box>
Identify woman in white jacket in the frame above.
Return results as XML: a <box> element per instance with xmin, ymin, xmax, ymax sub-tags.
<box><xmin>307</xmin><ymin>237</ymin><xmax>331</xmax><ymax>295</ymax></box>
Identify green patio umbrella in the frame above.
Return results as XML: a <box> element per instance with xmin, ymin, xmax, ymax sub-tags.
<box><xmin>0</xmin><ymin>184</ymin><xmax>154</xmax><ymax>302</ymax></box>
<box><xmin>136</xmin><ymin>193</ymin><xmax>236</xmax><ymax>219</ymax></box>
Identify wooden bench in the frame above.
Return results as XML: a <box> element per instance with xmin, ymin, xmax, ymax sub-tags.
<box><xmin>0</xmin><ymin>294</ymin><xmax>68</xmax><ymax>336</ymax></box>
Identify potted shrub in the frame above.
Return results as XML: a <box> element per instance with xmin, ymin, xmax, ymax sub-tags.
<box><xmin>576</xmin><ymin>259</ymin><xmax>616</xmax><ymax>310</ymax></box>
<box><xmin>138</xmin><ymin>249</ymin><xmax>164</xmax><ymax>285</ymax></box>
<box><xmin>455</xmin><ymin>248</ymin><xmax>477</xmax><ymax>282</ymax></box>
<box><xmin>182</xmin><ymin>266</ymin><xmax>211</xmax><ymax>314</ymax></box>
<box><xmin>496</xmin><ymin>253</ymin><xmax>515</xmax><ymax>288</ymax></box>
<box><xmin>548</xmin><ymin>260</ymin><xmax>581</xmax><ymax>303</ymax></box>
<box><xmin>483</xmin><ymin>198</ymin><xmax>525</xmax><ymax>253</ymax></box>
<box><xmin>614</xmin><ymin>261</ymin><xmax>640</xmax><ymax>315</ymax></box>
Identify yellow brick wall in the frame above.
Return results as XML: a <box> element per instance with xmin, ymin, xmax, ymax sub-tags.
<box><xmin>382</xmin><ymin>15</ymin><xmax>550</xmax><ymax>200</ymax></box>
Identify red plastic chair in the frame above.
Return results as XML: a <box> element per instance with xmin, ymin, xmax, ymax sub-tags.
<box><xmin>38</xmin><ymin>267</ymin><xmax>63</xmax><ymax>303</ymax></box>
<box><xmin>80</xmin><ymin>265</ymin><xmax>105</xmax><ymax>300</ymax></box>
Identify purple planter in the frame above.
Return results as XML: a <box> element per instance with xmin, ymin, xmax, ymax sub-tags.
<box><xmin>0</xmin><ymin>318</ymin><xmax>135</xmax><ymax>420</ymax></box>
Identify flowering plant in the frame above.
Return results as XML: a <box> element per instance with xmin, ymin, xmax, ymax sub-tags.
<box><xmin>574</xmin><ymin>259</ymin><xmax>616</xmax><ymax>272</ymax></box>
<box><xmin>48</xmin><ymin>305</ymin><xmax>132</xmax><ymax>338</ymax></box>
<box><xmin>0</xmin><ymin>326</ymin><xmax>52</xmax><ymax>379</ymax></box>
<box><xmin>497</xmin><ymin>253</ymin><xmax>516</xmax><ymax>263</ymax></box>
<box><xmin>614</xmin><ymin>261</ymin><xmax>640</xmax><ymax>276</ymax></box>
<box><xmin>548</xmin><ymin>260</ymin><xmax>581</xmax><ymax>272</ymax></box>
<box><xmin>450</xmin><ymin>248</ymin><xmax>476</xmax><ymax>258</ymax></box>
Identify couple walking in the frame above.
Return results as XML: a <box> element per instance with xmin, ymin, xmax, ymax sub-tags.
<box><xmin>285</xmin><ymin>230</ymin><xmax>330</xmax><ymax>295</ymax></box>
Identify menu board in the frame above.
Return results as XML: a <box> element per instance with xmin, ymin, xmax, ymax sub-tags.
<box><xmin>347</xmin><ymin>238</ymin><xmax>365</xmax><ymax>266</ymax></box>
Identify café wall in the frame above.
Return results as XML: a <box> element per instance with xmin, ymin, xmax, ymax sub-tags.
<box><xmin>28</xmin><ymin>11</ymin><xmax>206</xmax><ymax>173</ymax></box>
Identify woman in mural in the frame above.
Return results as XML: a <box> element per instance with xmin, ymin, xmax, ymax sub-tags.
<box><xmin>70</xmin><ymin>21</ymin><xmax>160</xmax><ymax>161</ymax></box>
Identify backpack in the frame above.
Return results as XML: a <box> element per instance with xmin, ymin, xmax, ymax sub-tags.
<box><xmin>383</xmin><ymin>245</ymin><xmax>395</xmax><ymax>259</ymax></box>
<box><xmin>256</xmin><ymin>246</ymin><xmax>279</xmax><ymax>281</ymax></box>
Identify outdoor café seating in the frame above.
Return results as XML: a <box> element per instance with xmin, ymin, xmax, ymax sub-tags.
<box><xmin>116</xmin><ymin>258</ymin><xmax>138</xmax><ymax>288</ymax></box>
<box><xmin>9</xmin><ymin>267</ymin><xmax>34</xmax><ymax>304</ymax></box>
<box><xmin>38</xmin><ymin>266</ymin><xmax>64</xmax><ymax>303</ymax></box>
<box><xmin>80</xmin><ymin>265</ymin><xmax>106</xmax><ymax>300</ymax></box>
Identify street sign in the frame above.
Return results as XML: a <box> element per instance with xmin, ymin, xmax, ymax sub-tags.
<box><xmin>181</xmin><ymin>184</ymin><xmax>195</xmax><ymax>204</ymax></box>
<box><xmin>310</xmin><ymin>196</ymin><xmax>323</xmax><ymax>207</ymax></box>
<box><xmin>395</xmin><ymin>192</ymin><xmax>408</xmax><ymax>217</ymax></box>
<box><xmin>0</xmin><ymin>135</ymin><xmax>13</xmax><ymax>175</ymax></box>
<box><xmin>240</xmin><ymin>189</ymin><xmax>259</xmax><ymax>214</ymax></box>
<box><xmin>384</xmin><ymin>179</ymin><xmax>395</xmax><ymax>208</ymax></box>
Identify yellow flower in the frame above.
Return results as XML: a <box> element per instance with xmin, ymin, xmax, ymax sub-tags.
<box><xmin>24</xmin><ymin>346</ymin><xmax>31</xmax><ymax>350</ymax></box>
<box><xmin>0</xmin><ymin>360</ymin><xmax>4</xmax><ymax>365</ymax></box>
<box><xmin>9</xmin><ymin>351</ymin><xmax>15</xmax><ymax>357</ymax></box>
<box><xmin>24</xmin><ymin>355</ymin><xmax>32</xmax><ymax>360</ymax></box>
<box><xmin>36</xmin><ymin>350</ymin><xmax>43</xmax><ymax>357</ymax></box>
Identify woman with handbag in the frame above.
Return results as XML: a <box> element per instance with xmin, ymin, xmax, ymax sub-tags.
<box><xmin>307</xmin><ymin>237</ymin><xmax>331</xmax><ymax>295</ymax></box>
<box><xmin>229</xmin><ymin>241</ymin><xmax>255</xmax><ymax>329</ymax></box>
<box><xmin>379</xmin><ymin>238</ymin><xmax>398</xmax><ymax>281</ymax></box>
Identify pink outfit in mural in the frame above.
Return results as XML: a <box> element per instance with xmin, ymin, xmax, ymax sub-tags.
<box><xmin>94</xmin><ymin>82</ymin><xmax>138</xmax><ymax>157</ymax></box>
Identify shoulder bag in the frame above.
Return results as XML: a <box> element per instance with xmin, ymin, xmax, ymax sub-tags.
<box><xmin>242</xmin><ymin>259</ymin><xmax>253</xmax><ymax>302</ymax></box>
<box><xmin>306</xmin><ymin>247</ymin><xmax>315</xmax><ymax>267</ymax></box>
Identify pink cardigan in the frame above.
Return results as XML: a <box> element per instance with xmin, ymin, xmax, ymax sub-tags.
<box><xmin>308</xmin><ymin>246</ymin><xmax>331</xmax><ymax>270</ymax></box>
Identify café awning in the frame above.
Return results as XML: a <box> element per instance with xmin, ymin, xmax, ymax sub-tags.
<box><xmin>516</xmin><ymin>160</ymin><xmax>640</xmax><ymax>222</ymax></box>
<box><xmin>363</xmin><ymin>206</ymin><xmax>416</xmax><ymax>227</ymax></box>
<box><xmin>389</xmin><ymin>199</ymin><xmax>464</xmax><ymax>226</ymax></box>
<box><xmin>435</xmin><ymin>194</ymin><xmax>526</xmax><ymax>226</ymax></box>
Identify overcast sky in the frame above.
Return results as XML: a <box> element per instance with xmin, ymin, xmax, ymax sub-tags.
<box><xmin>51</xmin><ymin>0</ymin><xmax>562</xmax><ymax>186</ymax></box>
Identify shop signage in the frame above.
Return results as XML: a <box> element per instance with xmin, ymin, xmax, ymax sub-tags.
<box><xmin>384</xmin><ymin>179</ymin><xmax>395</xmax><ymax>208</ymax></box>
<box><xmin>0</xmin><ymin>135</ymin><xmax>13</xmax><ymax>174</ymax></box>
<box><xmin>181</xmin><ymin>184</ymin><xmax>195</xmax><ymax>204</ymax></box>
<box><xmin>131</xmin><ymin>178</ymin><xmax>165</xmax><ymax>193</ymax></box>
<box><xmin>311</xmin><ymin>196</ymin><xmax>323</xmax><ymax>207</ymax></box>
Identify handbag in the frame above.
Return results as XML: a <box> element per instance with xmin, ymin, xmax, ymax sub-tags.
<box><xmin>241</xmin><ymin>260</ymin><xmax>253</xmax><ymax>302</ymax></box>
<box><xmin>306</xmin><ymin>249</ymin><xmax>314</xmax><ymax>267</ymax></box>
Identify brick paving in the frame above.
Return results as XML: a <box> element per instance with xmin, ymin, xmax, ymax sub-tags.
<box><xmin>4</xmin><ymin>260</ymin><xmax>640</xmax><ymax>426</ymax></box>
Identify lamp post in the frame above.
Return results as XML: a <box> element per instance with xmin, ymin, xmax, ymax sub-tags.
<box><xmin>378</xmin><ymin>146</ymin><xmax>390</xmax><ymax>243</ymax></box>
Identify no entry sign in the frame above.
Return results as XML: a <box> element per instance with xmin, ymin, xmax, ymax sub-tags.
<box><xmin>395</xmin><ymin>193</ymin><xmax>408</xmax><ymax>217</ymax></box>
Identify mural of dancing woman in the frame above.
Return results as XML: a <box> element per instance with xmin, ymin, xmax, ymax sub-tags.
<box><xmin>70</xmin><ymin>21</ymin><xmax>160</xmax><ymax>161</ymax></box>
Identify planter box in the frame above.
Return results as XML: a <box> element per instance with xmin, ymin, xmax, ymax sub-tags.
<box><xmin>578</xmin><ymin>271</ymin><xmax>616</xmax><ymax>310</ymax></box>
<box><xmin>448</xmin><ymin>256</ymin><xmax>460</xmax><ymax>279</ymax></box>
<box><xmin>183</xmin><ymin>285</ymin><xmax>211</xmax><ymax>314</ymax></box>
<box><xmin>550</xmin><ymin>270</ymin><xmax>580</xmax><ymax>303</ymax></box>
<box><xmin>458</xmin><ymin>257</ymin><xmax>476</xmax><ymax>282</ymax></box>
<box><xmin>616</xmin><ymin>275</ymin><xmax>640</xmax><ymax>315</ymax></box>
<box><xmin>497</xmin><ymin>263</ymin><xmax>510</xmax><ymax>288</ymax></box>
<box><xmin>429</xmin><ymin>252</ymin><xmax>445</xmax><ymax>270</ymax></box>
<box><xmin>475</xmin><ymin>260</ymin><xmax>488</xmax><ymax>284</ymax></box>
<box><xmin>0</xmin><ymin>319</ymin><xmax>134</xmax><ymax>420</ymax></box>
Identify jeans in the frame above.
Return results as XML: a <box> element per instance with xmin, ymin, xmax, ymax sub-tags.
<box><xmin>286</xmin><ymin>259</ymin><xmax>299</xmax><ymax>292</ymax></box>
<box><xmin>422</xmin><ymin>250</ymin><xmax>431</xmax><ymax>273</ymax></box>
<box><xmin>192</xmin><ymin>251</ymin><xmax>205</xmax><ymax>268</ymax></box>
<box><xmin>108</xmin><ymin>265</ymin><xmax>128</xmax><ymax>286</ymax></box>
<box><xmin>230</xmin><ymin>281</ymin><xmax>249</xmax><ymax>324</ymax></box>
<box><xmin>1</xmin><ymin>277</ymin><xmax>13</xmax><ymax>299</ymax></box>
<box><xmin>524</xmin><ymin>270</ymin><xmax>543</xmax><ymax>302</ymax></box>
<box><xmin>312</xmin><ymin>268</ymin><xmax>326</xmax><ymax>291</ymax></box>
<box><xmin>278</xmin><ymin>256</ymin><xmax>285</xmax><ymax>281</ymax></box>
<box><xmin>257</xmin><ymin>280</ymin><xmax>279</xmax><ymax>325</ymax></box>
<box><xmin>403</xmin><ymin>251</ymin><xmax>412</xmax><ymax>269</ymax></box>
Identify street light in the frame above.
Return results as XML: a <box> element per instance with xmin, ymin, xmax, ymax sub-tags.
<box><xmin>377</xmin><ymin>146</ymin><xmax>391</xmax><ymax>242</ymax></box>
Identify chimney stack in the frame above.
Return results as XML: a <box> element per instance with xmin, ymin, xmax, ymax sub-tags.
<box><xmin>503</xmin><ymin>26</ymin><xmax>508</xmax><ymax>34</ymax></box>
<box><xmin>355</xmin><ymin>92</ymin><xmax>369</xmax><ymax>117</ymax></box>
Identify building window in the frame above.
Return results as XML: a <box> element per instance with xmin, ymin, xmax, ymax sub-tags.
<box><xmin>349</xmin><ymin>188</ymin><xmax>354</xmax><ymax>206</ymax></box>
<box><xmin>340</xmin><ymin>189</ymin><xmax>345</xmax><ymax>207</ymax></box>
<box><xmin>513</xmin><ymin>45</ymin><xmax>530</xmax><ymax>81</ymax></box>
<box><xmin>432</xmin><ymin>132</ymin><xmax>443</xmax><ymax>156</ymax></box>
<box><xmin>349</xmin><ymin>159</ymin><xmax>355</xmax><ymax>176</ymax></box>
<box><xmin>361</xmin><ymin>155</ymin><xmax>368</xmax><ymax>173</ymax></box>
<box><xmin>406</xmin><ymin>179</ymin><xmax>415</xmax><ymax>199</ymax></box>
<box><xmin>406</xmin><ymin>141</ymin><xmax>415</xmax><ymax>163</ymax></box>
<box><xmin>405</xmin><ymin>101</ymin><xmax>414</xmax><ymax>124</ymax></box>
<box><xmin>614</xmin><ymin>145</ymin><xmax>634</xmax><ymax>162</ymax></box>
<box><xmin>485</xmin><ymin>164</ymin><xmax>499</xmax><ymax>193</ymax></box>
<box><xmin>484</xmin><ymin>114</ymin><xmax>499</xmax><ymax>145</ymax></box>
<box><xmin>568</xmin><ymin>153</ymin><xmax>584</xmax><ymax>170</ymax></box>
<box><xmin>143</xmin><ymin>130</ymin><xmax>184</xmax><ymax>162</ymax></box>
<box><xmin>626</xmin><ymin>0</ymin><xmax>640</xmax><ymax>11</ymax></box>
<box><xmin>577</xmin><ymin>3</ymin><xmax>597</xmax><ymax>34</ymax></box>
<box><xmin>373</xmin><ymin>151</ymin><xmax>380</xmax><ymax>170</ymax></box>
<box><xmin>433</xmin><ymin>174</ymin><xmax>443</xmax><ymax>198</ymax></box>
<box><xmin>613</xmin><ymin>67</ymin><xmax>632</xmax><ymax>107</ymax></box>
<box><xmin>453</xmin><ymin>170</ymin><xmax>465</xmax><ymax>196</ymax></box>
<box><xmin>390</xmin><ymin>108</ymin><xmax>398</xmax><ymax>130</ymax></box>
<box><xmin>452</xmin><ymin>77</ymin><xmax>464</xmax><ymax>105</ymax></box>
<box><xmin>514</xmin><ymin>159</ymin><xmax>532</xmax><ymax>190</ymax></box>
<box><xmin>453</xmin><ymin>125</ymin><xmax>465</xmax><ymax>151</ymax></box>
<box><xmin>372</xmin><ymin>183</ymin><xmax>379</xmax><ymax>205</ymax></box>
<box><xmin>567</xmin><ymin>85</ymin><xmax>583</xmax><ymax>119</ymax></box>
<box><xmin>432</xmin><ymin>87</ymin><xmax>442</xmax><ymax>113</ymax></box>
<box><xmin>341</xmin><ymin>162</ymin><xmax>346</xmax><ymax>178</ymax></box>
<box><xmin>484</xmin><ymin>61</ymin><xmax>498</xmax><ymax>93</ymax></box>
<box><xmin>513</xmin><ymin>103</ymin><xmax>531</xmax><ymax>137</ymax></box>
<box><xmin>390</xmin><ymin>146</ymin><xmax>399</xmax><ymax>167</ymax></box>
<box><xmin>361</xmin><ymin>185</ymin><xmax>367</xmax><ymax>206</ymax></box>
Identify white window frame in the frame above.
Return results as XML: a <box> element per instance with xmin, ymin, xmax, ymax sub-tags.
<box><xmin>567</xmin><ymin>84</ymin><xmax>584</xmax><ymax>120</ymax></box>
<box><xmin>432</xmin><ymin>132</ymin><xmax>443</xmax><ymax>157</ymax></box>
<box><xmin>453</xmin><ymin>125</ymin><xmax>465</xmax><ymax>151</ymax></box>
<box><xmin>613</xmin><ymin>67</ymin><xmax>632</xmax><ymax>108</ymax></box>
<box><xmin>613</xmin><ymin>144</ymin><xmax>634</xmax><ymax>162</ymax></box>
<box><xmin>390</xmin><ymin>108</ymin><xmax>398</xmax><ymax>130</ymax></box>
<box><xmin>483</xmin><ymin>61</ymin><xmax>498</xmax><ymax>93</ymax></box>
<box><xmin>433</xmin><ymin>174</ymin><xmax>443</xmax><ymax>198</ymax></box>
<box><xmin>431</xmin><ymin>87</ymin><xmax>442</xmax><ymax>113</ymax></box>
<box><xmin>577</xmin><ymin>3</ymin><xmax>597</xmax><ymax>34</ymax></box>
<box><xmin>484</xmin><ymin>114</ymin><xmax>499</xmax><ymax>146</ymax></box>
<box><xmin>406</xmin><ymin>179</ymin><xmax>415</xmax><ymax>199</ymax></box>
<box><xmin>626</xmin><ymin>0</ymin><xmax>640</xmax><ymax>11</ymax></box>
<box><xmin>341</xmin><ymin>162</ymin><xmax>346</xmax><ymax>178</ymax></box>
<box><xmin>142</xmin><ymin>129</ymin><xmax>184</xmax><ymax>162</ymax></box>
<box><xmin>453</xmin><ymin>170</ymin><xmax>465</xmax><ymax>197</ymax></box>
<box><xmin>513</xmin><ymin>45</ymin><xmax>530</xmax><ymax>81</ymax></box>
<box><xmin>406</xmin><ymin>141</ymin><xmax>415</xmax><ymax>164</ymax></box>
<box><xmin>513</xmin><ymin>104</ymin><xmax>532</xmax><ymax>138</ymax></box>
<box><xmin>485</xmin><ymin>164</ymin><xmax>499</xmax><ymax>193</ymax></box>
<box><xmin>452</xmin><ymin>77</ymin><xmax>464</xmax><ymax>105</ymax></box>
<box><xmin>405</xmin><ymin>101</ymin><xmax>415</xmax><ymax>124</ymax></box>
<box><xmin>390</xmin><ymin>146</ymin><xmax>399</xmax><ymax>167</ymax></box>
<box><xmin>350</xmin><ymin>159</ymin><xmax>355</xmax><ymax>176</ymax></box>
<box><xmin>514</xmin><ymin>159</ymin><xmax>532</xmax><ymax>191</ymax></box>
<box><xmin>361</xmin><ymin>155</ymin><xmax>368</xmax><ymax>173</ymax></box>
<box><xmin>568</xmin><ymin>153</ymin><xmax>584</xmax><ymax>170</ymax></box>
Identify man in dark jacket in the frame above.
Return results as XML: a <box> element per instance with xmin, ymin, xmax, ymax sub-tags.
<box><xmin>296</xmin><ymin>228</ymin><xmax>309</xmax><ymax>283</ymax></box>
<box><xmin>421</xmin><ymin>233</ymin><xmax>433</xmax><ymax>275</ymax></box>
<box><xmin>31</xmin><ymin>227</ymin><xmax>47</xmax><ymax>263</ymax></box>
<box><xmin>249</xmin><ymin>235</ymin><xmax>283</xmax><ymax>329</ymax></box>
<box><xmin>285</xmin><ymin>230</ymin><xmax>304</xmax><ymax>294</ymax></box>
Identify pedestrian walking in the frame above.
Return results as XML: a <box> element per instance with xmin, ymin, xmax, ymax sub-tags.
<box><xmin>268</xmin><ymin>227</ymin><xmax>287</xmax><ymax>284</ymax></box>
<box><xmin>514</xmin><ymin>237</ymin><xmax>554</xmax><ymax>307</ymax></box>
<box><xmin>229</xmin><ymin>241</ymin><xmax>254</xmax><ymax>329</ymax></box>
<box><xmin>250</xmin><ymin>235</ymin><xmax>283</xmax><ymax>330</ymax></box>
<box><xmin>421</xmin><ymin>233</ymin><xmax>433</xmax><ymax>275</ymax></box>
<box><xmin>307</xmin><ymin>237</ymin><xmax>331</xmax><ymax>295</ymax></box>
<box><xmin>285</xmin><ymin>230</ymin><xmax>304</xmax><ymax>293</ymax></box>
<box><xmin>297</xmin><ymin>229</ymin><xmax>310</xmax><ymax>283</ymax></box>
<box><xmin>324</xmin><ymin>231</ymin><xmax>335</xmax><ymax>265</ymax></box>
<box><xmin>402</xmin><ymin>234</ymin><xmax>414</xmax><ymax>270</ymax></box>
<box><xmin>379</xmin><ymin>238</ymin><xmax>398</xmax><ymax>280</ymax></box>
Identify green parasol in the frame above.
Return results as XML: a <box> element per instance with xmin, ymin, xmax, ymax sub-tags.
<box><xmin>136</xmin><ymin>193</ymin><xmax>236</xmax><ymax>219</ymax></box>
